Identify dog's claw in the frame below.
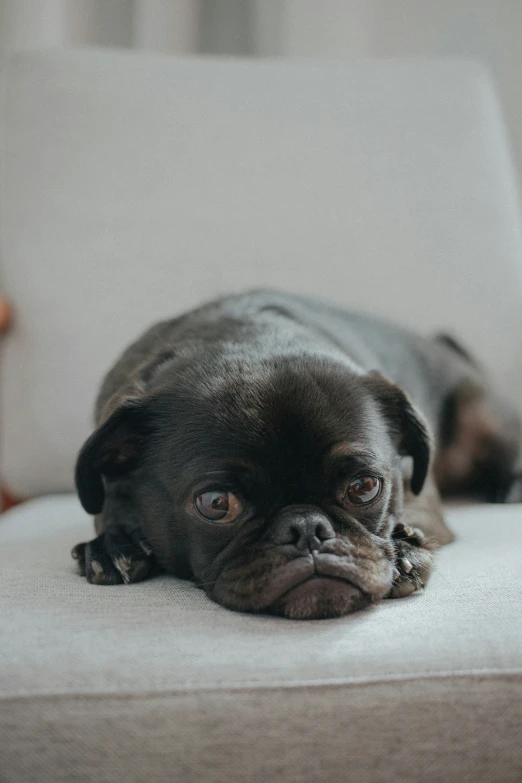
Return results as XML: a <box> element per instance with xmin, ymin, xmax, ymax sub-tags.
<box><xmin>400</xmin><ymin>557</ymin><xmax>413</xmax><ymax>574</ymax></box>
<box><xmin>71</xmin><ymin>542</ymin><xmax>85</xmax><ymax>560</ymax></box>
<box><xmin>392</xmin><ymin>523</ymin><xmax>425</xmax><ymax>546</ymax></box>
<box><xmin>139</xmin><ymin>538</ymin><xmax>154</xmax><ymax>557</ymax></box>
<box><xmin>114</xmin><ymin>554</ymin><xmax>133</xmax><ymax>584</ymax></box>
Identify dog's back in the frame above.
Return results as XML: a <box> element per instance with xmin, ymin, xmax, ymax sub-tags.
<box><xmin>96</xmin><ymin>289</ymin><xmax>475</xmax><ymax>424</ymax></box>
<box><xmin>95</xmin><ymin>289</ymin><xmax>520</xmax><ymax>502</ymax></box>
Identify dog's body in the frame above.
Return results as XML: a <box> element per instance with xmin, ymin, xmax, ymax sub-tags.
<box><xmin>73</xmin><ymin>291</ymin><xmax>521</xmax><ymax>619</ymax></box>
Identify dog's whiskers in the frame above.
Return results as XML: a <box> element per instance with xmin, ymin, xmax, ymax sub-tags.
<box><xmin>192</xmin><ymin>577</ymin><xmax>219</xmax><ymax>589</ymax></box>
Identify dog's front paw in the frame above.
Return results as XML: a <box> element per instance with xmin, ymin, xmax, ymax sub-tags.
<box><xmin>71</xmin><ymin>530</ymin><xmax>155</xmax><ymax>585</ymax></box>
<box><xmin>387</xmin><ymin>523</ymin><xmax>433</xmax><ymax>599</ymax></box>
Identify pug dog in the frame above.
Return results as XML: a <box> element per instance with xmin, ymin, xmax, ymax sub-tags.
<box><xmin>72</xmin><ymin>290</ymin><xmax>521</xmax><ymax>619</ymax></box>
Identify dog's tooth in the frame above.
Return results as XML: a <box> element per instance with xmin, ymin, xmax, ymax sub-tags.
<box><xmin>400</xmin><ymin>557</ymin><xmax>413</xmax><ymax>574</ymax></box>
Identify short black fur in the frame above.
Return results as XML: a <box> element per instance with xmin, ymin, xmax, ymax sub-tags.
<box><xmin>72</xmin><ymin>290</ymin><xmax>521</xmax><ymax>619</ymax></box>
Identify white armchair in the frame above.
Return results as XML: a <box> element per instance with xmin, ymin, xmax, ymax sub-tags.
<box><xmin>1</xmin><ymin>49</ymin><xmax>521</xmax><ymax>782</ymax></box>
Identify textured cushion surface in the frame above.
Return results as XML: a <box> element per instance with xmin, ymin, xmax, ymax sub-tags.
<box><xmin>1</xmin><ymin>50</ymin><xmax>522</xmax><ymax>496</ymax></box>
<box><xmin>1</xmin><ymin>495</ymin><xmax>521</xmax><ymax>782</ymax></box>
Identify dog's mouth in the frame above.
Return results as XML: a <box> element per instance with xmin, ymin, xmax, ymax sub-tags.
<box><xmin>271</xmin><ymin>573</ymin><xmax>367</xmax><ymax>620</ymax></box>
<box><xmin>211</xmin><ymin>550</ymin><xmax>390</xmax><ymax>620</ymax></box>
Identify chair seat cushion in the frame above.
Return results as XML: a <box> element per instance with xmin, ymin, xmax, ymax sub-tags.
<box><xmin>1</xmin><ymin>495</ymin><xmax>521</xmax><ymax>782</ymax></box>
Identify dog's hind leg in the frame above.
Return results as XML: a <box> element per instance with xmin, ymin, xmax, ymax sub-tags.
<box><xmin>434</xmin><ymin>381</ymin><xmax>522</xmax><ymax>503</ymax></box>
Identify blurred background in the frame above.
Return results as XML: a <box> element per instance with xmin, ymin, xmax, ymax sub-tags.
<box><xmin>1</xmin><ymin>0</ymin><xmax>522</xmax><ymax>187</ymax></box>
<box><xmin>2</xmin><ymin>0</ymin><xmax>522</xmax><ymax>498</ymax></box>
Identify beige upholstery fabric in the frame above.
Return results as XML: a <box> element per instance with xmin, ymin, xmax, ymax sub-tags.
<box><xmin>1</xmin><ymin>50</ymin><xmax>522</xmax><ymax>496</ymax></box>
<box><xmin>1</xmin><ymin>496</ymin><xmax>521</xmax><ymax>782</ymax></box>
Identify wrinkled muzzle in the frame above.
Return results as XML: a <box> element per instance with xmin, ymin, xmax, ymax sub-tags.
<box><xmin>210</xmin><ymin>505</ymin><xmax>395</xmax><ymax>620</ymax></box>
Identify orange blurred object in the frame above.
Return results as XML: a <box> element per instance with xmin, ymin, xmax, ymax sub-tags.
<box><xmin>0</xmin><ymin>298</ymin><xmax>14</xmax><ymax>510</ymax></box>
<box><xmin>1</xmin><ymin>487</ymin><xmax>22</xmax><ymax>512</ymax></box>
<box><xmin>0</xmin><ymin>297</ymin><xmax>12</xmax><ymax>331</ymax></box>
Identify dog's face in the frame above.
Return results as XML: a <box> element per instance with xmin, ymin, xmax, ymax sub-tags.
<box><xmin>76</xmin><ymin>357</ymin><xmax>431</xmax><ymax>619</ymax></box>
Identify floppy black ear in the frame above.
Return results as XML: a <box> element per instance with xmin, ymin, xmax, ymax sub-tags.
<box><xmin>75</xmin><ymin>399</ymin><xmax>153</xmax><ymax>515</ymax></box>
<box><xmin>365</xmin><ymin>372</ymin><xmax>432</xmax><ymax>495</ymax></box>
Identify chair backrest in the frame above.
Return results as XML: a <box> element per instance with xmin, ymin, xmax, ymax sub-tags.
<box><xmin>1</xmin><ymin>49</ymin><xmax>522</xmax><ymax>496</ymax></box>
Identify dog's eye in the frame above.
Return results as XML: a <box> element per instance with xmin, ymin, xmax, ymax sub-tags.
<box><xmin>344</xmin><ymin>476</ymin><xmax>381</xmax><ymax>505</ymax></box>
<box><xmin>195</xmin><ymin>491</ymin><xmax>244</xmax><ymax>523</ymax></box>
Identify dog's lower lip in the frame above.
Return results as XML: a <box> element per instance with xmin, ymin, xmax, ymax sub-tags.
<box><xmin>213</xmin><ymin>554</ymin><xmax>370</xmax><ymax>612</ymax></box>
<box><xmin>276</xmin><ymin>573</ymin><xmax>360</xmax><ymax>602</ymax></box>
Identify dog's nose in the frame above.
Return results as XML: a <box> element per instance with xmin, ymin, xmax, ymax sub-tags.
<box><xmin>273</xmin><ymin>507</ymin><xmax>335</xmax><ymax>552</ymax></box>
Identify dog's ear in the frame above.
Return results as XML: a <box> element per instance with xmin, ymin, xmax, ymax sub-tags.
<box><xmin>364</xmin><ymin>372</ymin><xmax>432</xmax><ymax>495</ymax></box>
<box><xmin>75</xmin><ymin>398</ymin><xmax>154</xmax><ymax>514</ymax></box>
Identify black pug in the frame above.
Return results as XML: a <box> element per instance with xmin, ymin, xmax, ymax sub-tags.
<box><xmin>72</xmin><ymin>290</ymin><xmax>521</xmax><ymax>619</ymax></box>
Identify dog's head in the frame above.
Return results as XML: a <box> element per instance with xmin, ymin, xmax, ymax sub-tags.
<box><xmin>76</xmin><ymin>356</ymin><xmax>431</xmax><ymax>619</ymax></box>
